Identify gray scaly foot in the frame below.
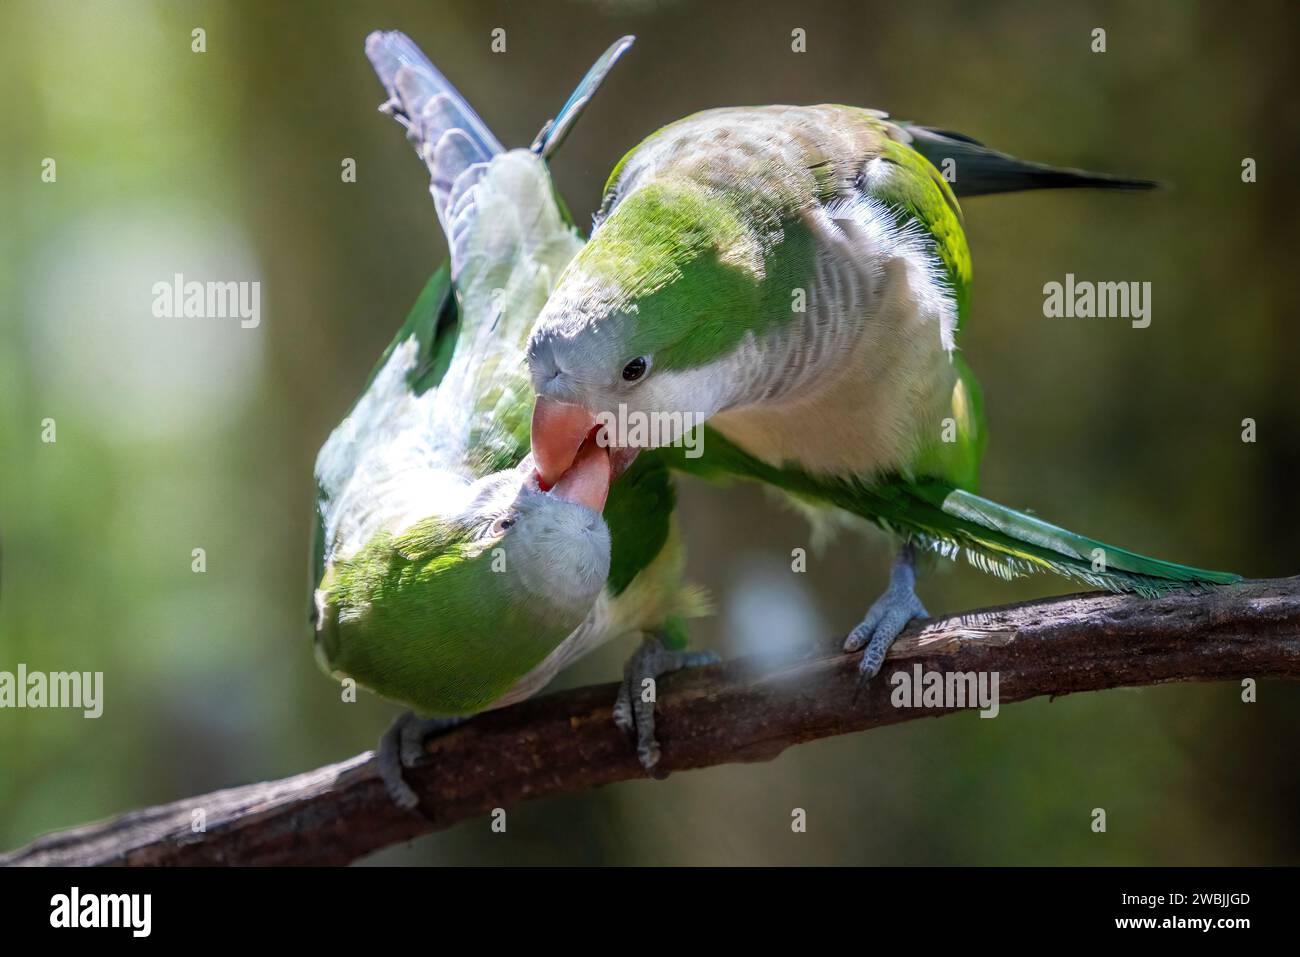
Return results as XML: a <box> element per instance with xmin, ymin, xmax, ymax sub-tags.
<box><xmin>844</xmin><ymin>543</ymin><xmax>928</xmax><ymax>683</ymax></box>
<box><xmin>378</xmin><ymin>710</ymin><xmax>467</xmax><ymax>813</ymax></box>
<box><xmin>613</xmin><ymin>635</ymin><xmax>719</xmax><ymax>771</ymax></box>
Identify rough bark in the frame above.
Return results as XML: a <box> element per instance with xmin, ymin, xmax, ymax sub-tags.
<box><xmin>5</xmin><ymin>577</ymin><xmax>1298</xmax><ymax>866</ymax></box>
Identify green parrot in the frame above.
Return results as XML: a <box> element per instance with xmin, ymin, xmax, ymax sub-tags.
<box><xmin>525</xmin><ymin>103</ymin><xmax>1241</xmax><ymax>686</ymax></box>
<box><xmin>313</xmin><ymin>32</ymin><xmax>710</xmax><ymax>808</ymax></box>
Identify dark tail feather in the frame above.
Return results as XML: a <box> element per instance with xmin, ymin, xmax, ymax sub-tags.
<box><xmin>904</xmin><ymin>125</ymin><xmax>1160</xmax><ymax>197</ymax></box>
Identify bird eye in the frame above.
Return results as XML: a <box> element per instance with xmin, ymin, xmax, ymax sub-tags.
<box><xmin>491</xmin><ymin>515</ymin><xmax>516</xmax><ymax>536</ymax></box>
<box><xmin>622</xmin><ymin>356</ymin><xmax>649</xmax><ymax>382</ymax></box>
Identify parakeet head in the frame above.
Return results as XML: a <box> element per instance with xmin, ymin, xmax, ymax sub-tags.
<box><xmin>527</xmin><ymin>180</ymin><xmax>770</xmax><ymax>488</ymax></box>
<box><xmin>316</xmin><ymin>451</ymin><xmax>611</xmax><ymax>716</ymax></box>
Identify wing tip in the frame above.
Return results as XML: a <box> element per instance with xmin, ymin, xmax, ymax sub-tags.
<box><xmin>533</xmin><ymin>34</ymin><xmax>637</xmax><ymax>159</ymax></box>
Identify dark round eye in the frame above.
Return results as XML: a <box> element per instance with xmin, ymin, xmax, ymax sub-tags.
<box><xmin>622</xmin><ymin>356</ymin><xmax>648</xmax><ymax>382</ymax></box>
<box><xmin>492</xmin><ymin>515</ymin><xmax>516</xmax><ymax>535</ymax></box>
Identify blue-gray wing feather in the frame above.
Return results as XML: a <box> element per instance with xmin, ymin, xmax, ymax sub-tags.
<box><xmin>366</xmin><ymin>30</ymin><xmax>504</xmax><ymax>272</ymax></box>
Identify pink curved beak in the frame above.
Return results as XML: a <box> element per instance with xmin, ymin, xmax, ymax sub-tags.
<box><xmin>532</xmin><ymin>397</ymin><xmax>600</xmax><ymax>490</ymax></box>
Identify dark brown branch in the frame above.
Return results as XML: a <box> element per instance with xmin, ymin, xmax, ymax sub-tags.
<box><xmin>5</xmin><ymin>577</ymin><xmax>1299</xmax><ymax>866</ymax></box>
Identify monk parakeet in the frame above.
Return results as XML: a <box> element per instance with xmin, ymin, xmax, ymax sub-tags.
<box><xmin>526</xmin><ymin>104</ymin><xmax>1240</xmax><ymax>684</ymax></box>
<box><xmin>312</xmin><ymin>33</ymin><xmax>712</xmax><ymax>808</ymax></box>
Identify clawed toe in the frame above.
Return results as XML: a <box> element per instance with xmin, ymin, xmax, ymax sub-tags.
<box><xmin>377</xmin><ymin>711</ymin><xmax>467</xmax><ymax>816</ymax></box>
<box><xmin>614</xmin><ymin>635</ymin><xmax>719</xmax><ymax>771</ymax></box>
<box><xmin>845</xmin><ymin>544</ymin><xmax>928</xmax><ymax>682</ymax></box>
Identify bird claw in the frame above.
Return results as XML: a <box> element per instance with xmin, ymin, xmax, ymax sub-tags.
<box><xmin>377</xmin><ymin>711</ymin><xmax>467</xmax><ymax>816</ymax></box>
<box><xmin>845</xmin><ymin>587</ymin><xmax>928</xmax><ymax>680</ymax></box>
<box><xmin>614</xmin><ymin>636</ymin><xmax>720</xmax><ymax>772</ymax></box>
<box><xmin>844</xmin><ymin>544</ymin><xmax>928</xmax><ymax>682</ymax></box>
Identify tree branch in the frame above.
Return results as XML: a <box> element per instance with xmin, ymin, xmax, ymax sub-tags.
<box><xmin>5</xmin><ymin>577</ymin><xmax>1299</xmax><ymax>866</ymax></box>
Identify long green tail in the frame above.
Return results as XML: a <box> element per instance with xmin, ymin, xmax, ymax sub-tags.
<box><xmin>666</xmin><ymin>432</ymin><xmax>1240</xmax><ymax>598</ymax></box>
<box><xmin>878</xmin><ymin>480</ymin><xmax>1240</xmax><ymax>597</ymax></box>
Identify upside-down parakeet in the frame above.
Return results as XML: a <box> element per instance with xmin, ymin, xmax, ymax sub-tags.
<box><xmin>313</xmin><ymin>32</ymin><xmax>710</xmax><ymax>806</ymax></box>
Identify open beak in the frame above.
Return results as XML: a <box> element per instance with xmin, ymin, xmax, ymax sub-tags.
<box><xmin>532</xmin><ymin>395</ymin><xmax>642</xmax><ymax>504</ymax></box>
<box><xmin>532</xmin><ymin>397</ymin><xmax>600</xmax><ymax>490</ymax></box>
<box><xmin>548</xmin><ymin>435</ymin><xmax>611</xmax><ymax>512</ymax></box>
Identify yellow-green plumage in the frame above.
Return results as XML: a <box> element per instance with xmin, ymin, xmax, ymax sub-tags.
<box><xmin>313</xmin><ymin>38</ymin><xmax>614</xmax><ymax>716</ymax></box>
<box><xmin>313</xmin><ymin>33</ymin><xmax>711</xmax><ymax>722</ymax></box>
<box><xmin>529</xmin><ymin>103</ymin><xmax>1239</xmax><ymax>598</ymax></box>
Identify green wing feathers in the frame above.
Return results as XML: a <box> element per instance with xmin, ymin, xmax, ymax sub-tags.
<box><xmin>886</xmin><ymin>480</ymin><xmax>1240</xmax><ymax>597</ymax></box>
<box><xmin>364</xmin><ymin>264</ymin><xmax>458</xmax><ymax>400</ymax></box>
<box><xmin>669</xmin><ymin>430</ymin><xmax>1238</xmax><ymax>598</ymax></box>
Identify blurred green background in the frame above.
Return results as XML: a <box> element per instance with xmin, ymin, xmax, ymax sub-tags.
<box><xmin>3</xmin><ymin>0</ymin><xmax>1298</xmax><ymax>864</ymax></box>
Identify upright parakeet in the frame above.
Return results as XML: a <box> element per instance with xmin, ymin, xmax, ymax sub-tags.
<box><xmin>312</xmin><ymin>33</ymin><xmax>709</xmax><ymax>807</ymax></box>
<box><xmin>526</xmin><ymin>104</ymin><xmax>1240</xmax><ymax>684</ymax></box>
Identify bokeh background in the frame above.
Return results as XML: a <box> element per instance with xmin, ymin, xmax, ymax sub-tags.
<box><xmin>3</xmin><ymin>0</ymin><xmax>1298</xmax><ymax>864</ymax></box>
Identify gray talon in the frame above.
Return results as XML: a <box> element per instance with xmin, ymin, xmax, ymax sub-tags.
<box><xmin>616</xmin><ymin>635</ymin><xmax>720</xmax><ymax>771</ymax></box>
<box><xmin>845</xmin><ymin>543</ymin><xmax>928</xmax><ymax>682</ymax></box>
<box><xmin>378</xmin><ymin>711</ymin><xmax>467</xmax><ymax>814</ymax></box>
